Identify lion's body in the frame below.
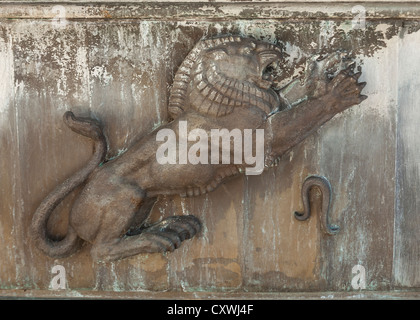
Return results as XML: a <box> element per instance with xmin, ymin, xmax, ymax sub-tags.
<box><xmin>68</xmin><ymin>106</ymin><xmax>267</xmax><ymax>259</ymax></box>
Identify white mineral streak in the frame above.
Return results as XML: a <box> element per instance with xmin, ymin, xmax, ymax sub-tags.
<box><xmin>0</xmin><ymin>33</ymin><xmax>14</xmax><ymax>128</ymax></box>
<box><xmin>347</xmin><ymin>28</ymin><xmax>399</xmax><ymax>121</ymax></box>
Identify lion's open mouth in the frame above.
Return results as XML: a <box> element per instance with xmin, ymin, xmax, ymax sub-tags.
<box><xmin>254</xmin><ymin>50</ymin><xmax>282</xmax><ymax>89</ymax></box>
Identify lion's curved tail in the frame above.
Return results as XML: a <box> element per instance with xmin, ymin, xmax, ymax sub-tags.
<box><xmin>30</xmin><ymin>111</ymin><xmax>107</xmax><ymax>258</ymax></box>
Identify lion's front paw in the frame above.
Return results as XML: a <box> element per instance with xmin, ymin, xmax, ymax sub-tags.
<box><xmin>327</xmin><ymin>63</ymin><xmax>367</xmax><ymax>112</ymax></box>
<box><xmin>302</xmin><ymin>51</ymin><xmax>349</xmax><ymax>99</ymax></box>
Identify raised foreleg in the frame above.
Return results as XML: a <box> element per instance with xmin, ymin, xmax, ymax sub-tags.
<box><xmin>263</xmin><ymin>65</ymin><xmax>367</xmax><ymax>164</ymax></box>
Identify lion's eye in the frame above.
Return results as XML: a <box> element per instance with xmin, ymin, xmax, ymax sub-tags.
<box><xmin>241</xmin><ymin>47</ymin><xmax>253</xmax><ymax>56</ymax></box>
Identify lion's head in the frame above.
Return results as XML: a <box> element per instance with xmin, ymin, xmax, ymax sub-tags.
<box><xmin>168</xmin><ymin>36</ymin><xmax>282</xmax><ymax>118</ymax></box>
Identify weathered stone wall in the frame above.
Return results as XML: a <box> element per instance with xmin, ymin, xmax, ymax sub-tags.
<box><xmin>1</xmin><ymin>1</ymin><xmax>420</xmax><ymax>298</ymax></box>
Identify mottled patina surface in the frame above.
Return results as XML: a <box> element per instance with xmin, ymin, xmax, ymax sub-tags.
<box><xmin>1</xmin><ymin>2</ymin><xmax>420</xmax><ymax>295</ymax></box>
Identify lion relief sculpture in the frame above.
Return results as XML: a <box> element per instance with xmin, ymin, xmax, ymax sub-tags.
<box><xmin>30</xmin><ymin>36</ymin><xmax>367</xmax><ymax>261</ymax></box>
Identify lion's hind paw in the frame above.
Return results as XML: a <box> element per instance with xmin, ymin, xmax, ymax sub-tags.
<box><xmin>142</xmin><ymin>215</ymin><xmax>202</xmax><ymax>252</ymax></box>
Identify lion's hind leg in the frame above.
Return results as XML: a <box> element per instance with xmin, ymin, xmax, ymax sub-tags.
<box><xmin>89</xmin><ymin>192</ymin><xmax>201</xmax><ymax>262</ymax></box>
<box><xmin>91</xmin><ymin>215</ymin><xmax>200</xmax><ymax>261</ymax></box>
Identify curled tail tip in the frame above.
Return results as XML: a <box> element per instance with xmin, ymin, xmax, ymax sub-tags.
<box><xmin>63</xmin><ymin>111</ymin><xmax>81</xmax><ymax>127</ymax></box>
<box><xmin>63</xmin><ymin>110</ymin><xmax>80</xmax><ymax>128</ymax></box>
<box><xmin>63</xmin><ymin>110</ymin><xmax>105</xmax><ymax>142</ymax></box>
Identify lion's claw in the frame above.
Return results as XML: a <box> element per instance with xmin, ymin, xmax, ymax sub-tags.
<box><xmin>327</xmin><ymin>65</ymin><xmax>367</xmax><ymax>111</ymax></box>
<box><xmin>142</xmin><ymin>215</ymin><xmax>201</xmax><ymax>252</ymax></box>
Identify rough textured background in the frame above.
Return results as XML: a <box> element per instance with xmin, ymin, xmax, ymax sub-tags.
<box><xmin>1</xmin><ymin>2</ymin><xmax>420</xmax><ymax>297</ymax></box>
